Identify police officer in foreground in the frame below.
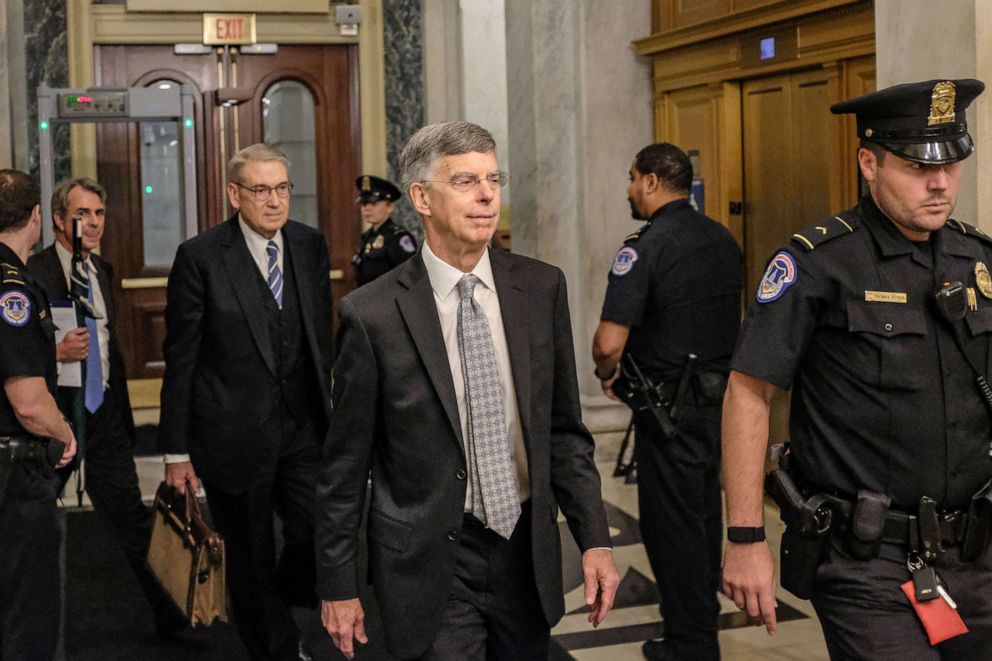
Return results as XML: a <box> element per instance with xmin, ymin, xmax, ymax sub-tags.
<box><xmin>352</xmin><ymin>174</ymin><xmax>416</xmax><ymax>286</ymax></box>
<box><xmin>593</xmin><ymin>143</ymin><xmax>742</xmax><ymax>661</ymax></box>
<box><xmin>723</xmin><ymin>79</ymin><xmax>992</xmax><ymax>659</ymax></box>
<box><xmin>0</xmin><ymin>169</ymin><xmax>76</xmax><ymax>660</ymax></box>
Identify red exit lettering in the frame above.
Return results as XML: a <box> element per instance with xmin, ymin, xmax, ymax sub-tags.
<box><xmin>215</xmin><ymin>18</ymin><xmax>243</xmax><ymax>40</ymax></box>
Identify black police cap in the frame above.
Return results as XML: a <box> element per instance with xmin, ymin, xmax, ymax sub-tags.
<box><xmin>355</xmin><ymin>175</ymin><xmax>402</xmax><ymax>204</ymax></box>
<box><xmin>830</xmin><ymin>78</ymin><xmax>985</xmax><ymax>164</ymax></box>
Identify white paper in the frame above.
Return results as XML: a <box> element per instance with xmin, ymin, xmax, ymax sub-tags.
<box><xmin>51</xmin><ymin>301</ymin><xmax>82</xmax><ymax>388</ymax></box>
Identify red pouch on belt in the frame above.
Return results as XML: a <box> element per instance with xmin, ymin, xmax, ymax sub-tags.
<box><xmin>900</xmin><ymin>580</ymin><xmax>969</xmax><ymax>645</ymax></box>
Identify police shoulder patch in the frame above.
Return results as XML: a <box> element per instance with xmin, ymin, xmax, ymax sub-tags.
<box><xmin>399</xmin><ymin>234</ymin><xmax>416</xmax><ymax>253</ymax></box>
<box><xmin>0</xmin><ymin>289</ymin><xmax>32</xmax><ymax>326</ymax></box>
<box><xmin>756</xmin><ymin>252</ymin><xmax>797</xmax><ymax>303</ymax></box>
<box><xmin>611</xmin><ymin>246</ymin><xmax>638</xmax><ymax>276</ymax></box>
<box><xmin>790</xmin><ymin>213</ymin><xmax>858</xmax><ymax>251</ymax></box>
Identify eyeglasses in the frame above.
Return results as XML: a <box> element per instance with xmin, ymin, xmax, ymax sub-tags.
<box><xmin>234</xmin><ymin>181</ymin><xmax>294</xmax><ymax>201</ymax></box>
<box><xmin>420</xmin><ymin>172</ymin><xmax>509</xmax><ymax>193</ymax></box>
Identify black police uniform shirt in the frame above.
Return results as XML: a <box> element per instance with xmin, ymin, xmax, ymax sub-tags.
<box><xmin>732</xmin><ymin>195</ymin><xmax>992</xmax><ymax>511</ymax></box>
<box><xmin>0</xmin><ymin>242</ymin><xmax>58</xmax><ymax>436</ymax></box>
<box><xmin>352</xmin><ymin>218</ymin><xmax>417</xmax><ymax>286</ymax></box>
<box><xmin>600</xmin><ymin>198</ymin><xmax>743</xmax><ymax>381</ymax></box>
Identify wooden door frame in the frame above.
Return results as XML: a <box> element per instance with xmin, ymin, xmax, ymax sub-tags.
<box><xmin>65</xmin><ymin>0</ymin><xmax>386</xmax><ymax>184</ymax></box>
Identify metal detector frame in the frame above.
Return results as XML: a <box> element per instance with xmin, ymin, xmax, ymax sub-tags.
<box><xmin>36</xmin><ymin>84</ymin><xmax>198</xmax><ymax>247</ymax></box>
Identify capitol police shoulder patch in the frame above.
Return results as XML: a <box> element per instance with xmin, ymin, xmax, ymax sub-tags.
<box><xmin>399</xmin><ymin>234</ymin><xmax>416</xmax><ymax>253</ymax></box>
<box><xmin>611</xmin><ymin>246</ymin><xmax>638</xmax><ymax>276</ymax></box>
<box><xmin>0</xmin><ymin>289</ymin><xmax>32</xmax><ymax>326</ymax></box>
<box><xmin>756</xmin><ymin>252</ymin><xmax>797</xmax><ymax>303</ymax></box>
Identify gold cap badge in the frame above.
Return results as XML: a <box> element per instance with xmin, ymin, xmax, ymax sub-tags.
<box><xmin>975</xmin><ymin>261</ymin><xmax>992</xmax><ymax>299</ymax></box>
<box><xmin>928</xmin><ymin>81</ymin><xmax>956</xmax><ymax>126</ymax></box>
<box><xmin>362</xmin><ymin>176</ymin><xmax>371</xmax><ymax>192</ymax></box>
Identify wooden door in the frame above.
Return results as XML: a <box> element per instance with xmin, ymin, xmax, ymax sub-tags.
<box><xmin>95</xmin><ymin>45</ymin><xmax>360</xmax><ymax>379</ymax></box>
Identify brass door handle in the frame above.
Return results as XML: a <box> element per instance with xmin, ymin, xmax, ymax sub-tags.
<box><xmin>330</xmin><ymin>269</ymin><xmax>344</xmax><ymax>281</ymax></box>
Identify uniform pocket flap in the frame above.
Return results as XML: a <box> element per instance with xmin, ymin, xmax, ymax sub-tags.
<box><xmin>965</xmin><ymin>307</ymin><xmax>992</xmax><ymax>335</ymax></box>
<box><xmin>847</xmin><ymin>302</ymin><xmax>927</xmax><ymax>338</ymax></box>
<box><xmin>368</xmin><ymin>510</ymin><xmax>412</xmax><ymax>553</ymax></box>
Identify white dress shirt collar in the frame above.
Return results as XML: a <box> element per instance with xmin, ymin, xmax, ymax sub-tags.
<box><xmin>238</xmin><ymin>215</ymin><xmax>284</xmax><ymax>278</ymax></box>
<box><xmin>420</xmin><ymin>240</ymin><xmax>495</xmax><ymax>300</ymax></box>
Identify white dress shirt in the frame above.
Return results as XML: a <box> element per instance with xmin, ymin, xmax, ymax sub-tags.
<box><xmin>420</xmin><ymin>241</ymin><xmax>531</xmax><ymax>509</ymax></box>
<box><xmin>54</xmin><ymin>240</ymin><xmax>110</xmax><ymax>388</ymax></box>
<box><xmin>239</xmin><ymin>215</ymin><xmax>284</xmax><ymax>282</ymax></box>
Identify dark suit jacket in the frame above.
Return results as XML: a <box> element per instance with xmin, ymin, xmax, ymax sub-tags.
<box><xmin>315</xmin><ymin>248</ymin><xmax>611</xmax><ymax>658</ymax></box>
<box><xmin>158</xmin><ymin>215</ymin><xmax>333</xmax><ymax>494</ymax></box>
<box><xmin>27</xmin><ymin>244</ymin><xmax>136</xmax><ymax>443</ymax></box>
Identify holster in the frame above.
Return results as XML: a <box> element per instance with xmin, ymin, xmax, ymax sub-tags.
<box><xmin>962</xmin><ymin>478</ymin><xmax>992</xmax><ymax>561</ymax></box>
<box><xmin>845</xmin><ymin>489</ymin><xmax>891</xmax><ymax>560</ymax></box>
<box><xmin>765</xmin><ymin>468</ymin><xmax>833</xmax><ymax>599</ymax></box>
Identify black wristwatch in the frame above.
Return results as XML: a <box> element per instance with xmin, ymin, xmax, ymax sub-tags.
<box><xmin>594</xmin><ymin>363</ymin><xmax>619</xmax><ymax>381</ymax></box>
<box><xmin>727</xmin><ymin>526</ymin><xmax>766</xmax><ymax>544</ymax></box>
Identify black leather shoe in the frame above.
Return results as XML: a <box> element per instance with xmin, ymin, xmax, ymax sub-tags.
<box><xmin>642</xmin><ymin>638</ymin><xmax>675</xmax><ymax>661</ymax></box>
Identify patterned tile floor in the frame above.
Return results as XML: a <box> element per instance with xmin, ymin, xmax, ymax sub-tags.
<box><xmin>73</xmin><ymin>415</ymin><xmax>830</xmax><ymax>660</ymax></box>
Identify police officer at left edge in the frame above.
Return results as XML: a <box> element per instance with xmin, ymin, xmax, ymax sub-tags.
<box><xmin>352</xmin><ymin>174</ymin><xmax>417</xmax><ymax>286</ymax></box>
<box><xmin>0</xmin><ymin>169</ymin><xmax>77</xmax><ymax>661</ymax></box>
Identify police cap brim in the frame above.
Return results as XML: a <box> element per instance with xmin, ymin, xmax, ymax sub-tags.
<box><xmin>875</xmin><ymin>134</ymin><xmax>975</xmax><ymax>165</ymax></box>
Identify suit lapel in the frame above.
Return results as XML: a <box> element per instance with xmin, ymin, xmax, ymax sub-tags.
<box><xmin>491</xmin><ymin>250</ymin><xmax>532</xmax><ymax>441</ymax></box>
<box><xmin>284</xmin><ymin>223</ymin><xmax>316</xmax><ymax>351</ymax></box>
<box><xmin>220</xmin><ymin>216</ymin><xmax>277</xmax><ymax>376</ymax></box>
<box><xmin>396</xmin><ymin>255</ymin><xmax>465</xmax><ymax>451</ymax></box>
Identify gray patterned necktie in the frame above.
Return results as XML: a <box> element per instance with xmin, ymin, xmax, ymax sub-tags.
<box><xmin>457</xmin><ymin>274</ymin><xmax>521</xmax><ymax>539</ymax></box>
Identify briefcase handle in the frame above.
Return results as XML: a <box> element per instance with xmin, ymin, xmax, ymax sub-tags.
<box><xmin>153</xmin><ymin>480</ymin><xmax>224</xmax><ymax>564</ymax></box>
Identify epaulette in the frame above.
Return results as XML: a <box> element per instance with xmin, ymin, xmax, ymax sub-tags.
<box><xmin>946</xmin><ymin>219</ymin><xmax>992</xmax><ymax>246</ymax></box>
<box><xmin>789</xmin><ymin>213</ymin><xmax>858</xmax><ymax>251</ymax></box>
<box><xmin>0</xmin><ymin>261</ymin><xmax>25</xmax><ymax>285</ymax></box>
<box><xmin>623</xmin><ymin>225</ymin><xmax>648</xmax><ymax>245</ymax></box>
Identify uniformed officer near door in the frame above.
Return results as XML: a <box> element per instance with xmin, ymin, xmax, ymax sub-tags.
<box><xmin>0</xmin><ymin>169</ymin><xmax>76</xmax><ymax>661</ymax></box>
<box><xmin>352</xmin><ymin>175</ymin><xmax>416</xmax><ymax>286</ymax></box>
<box><xmin>593</xmin><ymin>143</ymin><xmax>742</xmax><ymax>661</ymax></box>
<box><xmin>722</xmin><ymin>79</ymin><xmax>992</xmax><ymax>659</ymax></box>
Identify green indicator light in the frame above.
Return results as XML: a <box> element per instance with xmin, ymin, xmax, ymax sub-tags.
<box><xmin>144</xmin><ymin>185</ymin><xmax>154</xmax><ymax>194</ymax></box>
<box><xmin>183</xmin><ymin>118</ymin><xmax>193</xmax><ymax>128</ymax></box>
<box><xmin>39</xmin><ymin>120</ymin><xmax>49</xmax><ymax>130</ymax></box>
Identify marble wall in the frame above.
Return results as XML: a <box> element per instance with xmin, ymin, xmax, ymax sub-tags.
<box><xmin>875</xmin><ymin>0</ymin><xmax>992</xmax><ymax>233</ymax></box>
<box><xmin>24</xmin><ymin>0</ymin><xmax>69</xmax><ymax>182</ymax></box>
<box><xmin>382</xmin><ymin>0</ymin><xmax>424</xmax><ymax>240</ymax></box>
<box><xmin>505</xmin><ymin>0</ymin><xmax>653</xmax><ymax>431</ymax></box>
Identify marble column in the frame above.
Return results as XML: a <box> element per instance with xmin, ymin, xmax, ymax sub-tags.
<box><xmin>875</xmin><ymin>0</ymin><xmax>992</xmax><ymax>233</ymax></box>
<box><xmin>505</xmin><ymin>0</ymin><xmax>653</xmax><ymax>432</ymax></box>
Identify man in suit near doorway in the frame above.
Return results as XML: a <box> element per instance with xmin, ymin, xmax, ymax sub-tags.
<box><xmin>317</xmin><ymin>121</ymin><xmax>620</xmax><ymax>660</ymax></box>
<box><xmin>159</xmin><ymin>144</ymin><xmax>334</xmax><ymax>661</ymax></box>
<box><xmin>27</xmin><ymin>177</ymin><xmax>186</xmax><ymax>640</ymax></box>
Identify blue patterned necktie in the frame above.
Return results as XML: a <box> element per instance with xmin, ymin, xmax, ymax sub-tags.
<box><xmin>84</xmin><ymin>262</ymin><xmax>104</xmax><ymax>413</ymax></box>
<box><xmin>266</xmin><ymin>240</ymin><xmax>283</xmax><ymax>308</ymax></box>
<box><xmin>456</xmin><ymin>274</ymin><xmax>520</xmax><ymax>539</ymax></box>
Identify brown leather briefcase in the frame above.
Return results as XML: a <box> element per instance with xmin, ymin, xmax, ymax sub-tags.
<box><xmin>147</xmin><ymin>481</ymin><xmax>228</xmax><ymax>627</ymax></box>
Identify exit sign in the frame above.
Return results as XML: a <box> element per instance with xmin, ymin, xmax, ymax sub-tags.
<box><xmin>203</xmin><ymin>13</ymin><xmax>256</xmax><ymax>45</ymax></box>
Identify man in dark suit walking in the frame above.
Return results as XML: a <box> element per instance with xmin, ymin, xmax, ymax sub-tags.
<box><xmin>28</xmin><ymin>177</ymin><xmax>184</xmax><ymax>639</ymax></box>
<box><xmin>317</xmin><ymin>121</ymin><xmax>619</xmax><ymax>660</ymax></box>
<box><xmin>159</xmin><ymin>144</ymin><xmax>333</xmax><ymax>660</ymax></box>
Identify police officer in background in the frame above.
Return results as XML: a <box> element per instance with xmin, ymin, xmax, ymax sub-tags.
<box><xmin>593</xmin><ymin>143</ymin><xmax>742</xmax><ymax>661</ymax></box>
<box><xmin>723</xmin><ymin>79</ymin><xmax>992</xmax><ymax>659</ymax></box>
<box><xmin>352</xmin><ymin>174</ymin><xmax>416</xmax><ymax>286</ymax></box>
<box><xmin>0</xmin><ymin>169</ymin><xmax>76</xmax><ymax>660</ymax></box>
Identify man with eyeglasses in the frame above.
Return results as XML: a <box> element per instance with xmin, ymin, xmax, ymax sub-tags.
<box><xmin>353</xmin><ymin>174</ymin><xmax>417</xmax><ymax>286</ymax></box>
<box><xmin>317</xmin><ymin>121</ymin><xmax>619</xmax><ymax>659</ymax></box>
<box><xmin>159</xmin><ymin>143</ymin><xmax>334</xmax><ymax>661</ymax></box>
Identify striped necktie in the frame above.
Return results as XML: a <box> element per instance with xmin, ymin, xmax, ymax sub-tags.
<box><xmin>84</xmin><ymin>262</ymin><xmax>104</xmax><ymax>413</ymax></box>
<box><xmin>266</xmin><ymin>240</ymin><xmax>283</xmax><ymax>308</ymax></box>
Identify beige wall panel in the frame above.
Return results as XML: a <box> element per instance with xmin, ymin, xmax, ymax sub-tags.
<box><xmin>652</xmin><ymin>40</ymin><xmax>740</xmax><ymax>87</ymax></box>
<box><xmin>733</xmin><ymin>0</ymin><xmax>780</xmax><ymax>11</ymax></box>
